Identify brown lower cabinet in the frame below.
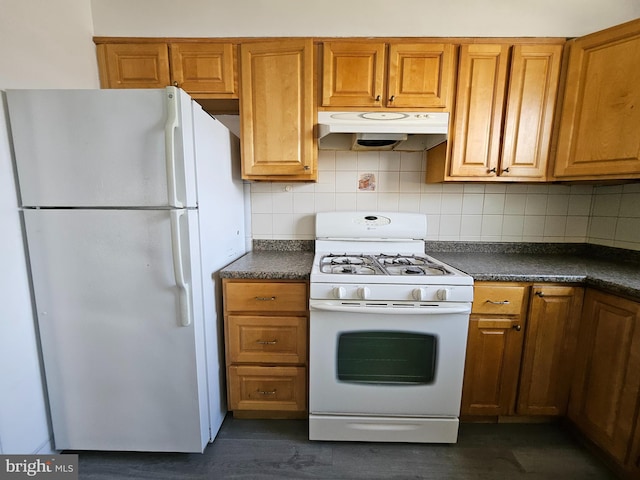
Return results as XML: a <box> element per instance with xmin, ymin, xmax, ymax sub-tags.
<box><xmin>222</xmin><ymin>279</ymin><xmax>309</xmax><ymax>419</ymax></box>
<box><xmin>568</xmin><ymin>289</ymin><xmax>640</xmax><ymax>476</ymax></box>
<box><xmin>461</xmin><ymin>283</ymin><xmax>584</xmax><ymax>418</ymax></box>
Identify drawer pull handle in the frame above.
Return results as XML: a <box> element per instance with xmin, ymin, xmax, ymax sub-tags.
<box><xmin>486</xmin><ymin>300</ymin><xmax>510</xmax><ymax>305</ymax></box>
<box><xmin>256</xmin><ymin>339</ymin><xmax>278</xmax><ymax>345</ymax></box>
<box><xmin>257</xmin><ymin>389</ymin><xmax>277</xmax><ymax>396</ymax></box>
<box><xmin>255</xmin><ymin>296</ymin><xmax>276</xmax><ymax>301</ymax></box>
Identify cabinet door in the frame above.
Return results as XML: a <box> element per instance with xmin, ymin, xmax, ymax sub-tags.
<box><xmin>228</xmin><ymin>365</ymin><xmax>306</xmax><ymax>412</ymax></box>
<box><xmin>461</xmin><ymin>316</ymin><xmax>525</xmax><ymax>416</ymax></box>
<box><xmin>501</xmin><ymin>44</ymin><xmax>562</xmax><ymax>179</ymax></box>
<box><xmin>517</xmin><ymin>285</ymin><xmax>583</xmax><ymax>416</ymax></box>
<box><xmin>170</xmin><ymin>43</ymin><xmax>237</xmax><ymax>98</ymax></box>
<box><xmin>322</xmin><ymin>42</ymin><xmax>386</xmax><ymax>107</ymax></box>
<box><xmin>568</xmin><ymin>289</ymin><xmax>640</xmax><ymax>465</ymax></box>
<box><xmin>554</xmin><ymin>19</ymin><xmax>640</xmax><ymax>180</ymax></box>
<box><xmin>387</xmin><ymin>43</ymin><xmax>455</xmax><ymax>109</ymax></box>
<box><xmin>448</xmin><ymin>44</ymin><xmax>510</xmax><ymax>178</ymax></box>
<box><xmin>226</xmin><ymin>315</ymin><xmax>307</xmax><ymax>364</ymax></box>
<box><xmin>97</xmin><ymin>43</ymin><xmax>170</xmax><ymax>89</ymax></box>
<box><xmin>240</xmin><ymin>39</ymin><xmax>316</xmax><ymax>180</ymax></box>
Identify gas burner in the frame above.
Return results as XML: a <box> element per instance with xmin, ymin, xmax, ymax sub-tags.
<box><xmin>330</xmin><ymin>265</ymin><xmax>377</xmax><ymax>275</ymax></box>
<box><xmin>375</xmin><ymin>254</ymin><xmax>451</xmax><ymax>276</ymax></box>
<box><xmin>404</xmin><ymin>266</ymin><xmax>425</xmax><ymax>275</ymax></box>
<box><xmin>329</xmin><ymin>256</ymin><xmax>366</xmax><ymax>265</ymax></box>
<box><xmin>319</xmin><ymin>254</ymin><xmax>382</xmax><ymax>275</ymax></box>
<box><xmin>376</xmin><ymin>254</ymin><xmax>428</xmax><ymax>266</ymax></box>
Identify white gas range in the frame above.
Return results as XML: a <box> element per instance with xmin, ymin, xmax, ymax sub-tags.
<box><xmin>308</xmin><ymin>211</ymin><xmax>473</xmax><ymax>443</ymax></box>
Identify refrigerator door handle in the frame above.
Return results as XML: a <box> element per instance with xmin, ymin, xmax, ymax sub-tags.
<box><xmin>165</xmin><ymin>87</ymin><xmax>183</xmax><ymax>208</ymax></box>
<box><xmin>170</xmin><ymin>210</ymin><xmax>192</xmax><ymax>327</ymax></box>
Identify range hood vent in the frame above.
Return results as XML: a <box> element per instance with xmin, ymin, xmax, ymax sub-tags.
<box><xmin>318</xmin><ymin>111</ymin><xmax>449</xmax><ymax>152</ymax></box>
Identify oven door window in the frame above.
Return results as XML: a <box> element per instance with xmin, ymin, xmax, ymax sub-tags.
<box><xmin>337</xmin><ymin>331</ymin><xmax>437</xmax><ymax>384</ymax></box>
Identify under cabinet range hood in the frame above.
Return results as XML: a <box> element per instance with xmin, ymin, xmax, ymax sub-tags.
<box><xmin>317</xmin><ymin>111</ymin><xmax>449</xmax><ymax>151</ymax></box>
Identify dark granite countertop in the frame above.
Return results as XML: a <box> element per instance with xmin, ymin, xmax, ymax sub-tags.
<box><xmin>220</xmin><ymin>241</ymin><xmax>640</xmax><ymax>299</ymax></box>
<box><xmin>220</xmin><ymin>250</ymin><xmax>314</xmax><ymax>280</ymax></box>
<box><xmin>430</xmin><ymin>253</ymin><xmax>640</xmax><ymax>298</ymax></box>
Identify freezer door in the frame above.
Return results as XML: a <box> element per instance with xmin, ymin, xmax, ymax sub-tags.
<box><xmin>7</xmin><ymin>88</ymin><xmax>197</xmax><ymax>208</ymax></box>
<box><xmin>24</xmin><ymin>208</ymin><xmax>210</xmax><ymax>452</ymax></box>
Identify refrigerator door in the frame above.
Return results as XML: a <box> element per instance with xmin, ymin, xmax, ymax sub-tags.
<box><xmin>7</xmin><ymin>88</ymin><xmax>197</xmax><ymax>208</ymax></box>
<box><xmin>24</xmin><ymin>208</ymin><xmax>210</xmax><ymax>452</ymax></box>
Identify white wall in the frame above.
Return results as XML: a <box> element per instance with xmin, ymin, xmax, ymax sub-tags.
<box><xmin>0</xmin><ymin>0</ymin><xmax>98</xmax><ymax>454</ymax></box>
<box><xmin>90</xmin><ymin>0</ymin><xmax>640</xmax><ymax>37</ymax></box>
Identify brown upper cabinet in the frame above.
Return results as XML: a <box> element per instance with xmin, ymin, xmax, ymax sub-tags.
<box><xmin>427</xmin><ymin>42</ymin><xmax>563</xmax><ymax>182</ymax></box>
<box><xmin>95</xmin><ymin>41</ymin><xmax>238</xmax><ymax>99</ymax></box>
<box><xmin>321</xmin><ymin>41</ymin><xmax>456</xmax><ymax>109</ymax></box>
<box><xmin>97</xmin><ymin>43</ymin><xmax>171</xmax><ymax>89</ymax></box>
<box><xmin>239</xmin><ymin>39</ymin><xmax>316</xmax><ymax>181</ymax></box>
<box><xmin>552</xmin><ymin>18</ymin><xmax>640</xmax><ymax>181</ymax></box>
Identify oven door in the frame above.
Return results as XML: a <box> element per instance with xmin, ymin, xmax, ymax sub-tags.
<box><xmin>309</xmin><ymin>300</ymin><xmax>470</xmax><ymax>417</ymax></box>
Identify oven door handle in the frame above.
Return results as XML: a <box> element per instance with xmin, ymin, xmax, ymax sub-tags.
<box><xmin>309</xmin><ymin>302</ymin><xmax>471</xmax><ymax>315</ymax></box>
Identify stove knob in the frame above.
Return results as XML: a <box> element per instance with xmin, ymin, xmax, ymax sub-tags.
<box><xmin>437</xmin><ymin>288</ymin><xmax>451</xmax><ymax>301</ymax></box>
<box><xmin>412</xmin><ymin>288</ymin><xmax>427</xmax><ymax>301</ymax></box>
<box><xmin>357</xmin><ymin>287</ymin><xmax>371</xmax><ymax>299</ymax></box>
<box><xmin>333</xmin><ymin>286</ymin><xmax>346</xmax><ymax>299</ymax></box>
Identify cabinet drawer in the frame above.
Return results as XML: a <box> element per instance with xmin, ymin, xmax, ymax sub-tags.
<box><xmin>225</xmin><ymin>281</ymin><xmax>307</xmax><ymax>313</ymax></box>
<box><xmin>472</xmin><ymin>285</ymin><xmax>527</xmax><ymax>315</ymax></box>
<box><xmin>228</xmin><ymin>365</ymin><xmax>306</xmax><ymax>412</ymax></box>
<box><xmin>227</xmin><ymin>315</ymin><xmax>307</xmax><ymax>364</ymax></box>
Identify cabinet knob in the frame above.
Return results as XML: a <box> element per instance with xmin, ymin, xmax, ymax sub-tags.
<box><xmin>389</xmin><ymin>95</ymin><xmax>395</xmax><ymax>102</ymax></box>
<box><xmin>512</xmin><ymin>324</ymin><xmax>522</xmax><ymax>331</ymax></box>
<box><xmin>375</xmin><ymin>95</ymin><xmax>381</xmax><ymax>102</ymax></box>
<box><xmin>502</xmin><ymin>167</ymin><xmax>510</xmax><ymax>173</ymax></box>
<box><xmin>173</xmin><ymin>81</ymin><xmax>179</xmax><ymax>87</ymax></box>
<box><xmin>535</xmin><ymin>291</ymin><xmax>545</xmax><ymax>297</ymax></box>
<box><xmin>488</xmin><ymin>167</ymin><xmax>497</xmax><ymax>174</ymax></box>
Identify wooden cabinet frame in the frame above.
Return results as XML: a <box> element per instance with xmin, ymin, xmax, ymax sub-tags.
<box><xmin>321</xmin><ymin>41</ymin><xmax>455</xmax><ymax>110</ymax></box>
<box><xmin>427</xmin><ymin>42</ymin><xmax>563</xmax><ymax>182</ymax></box>
<box><xmin>223</xmin><ymin>279</ymin><xmax>309</xmax><ymax>419</ymax></box>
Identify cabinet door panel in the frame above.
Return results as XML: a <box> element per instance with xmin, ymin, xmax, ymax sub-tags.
<box><xmin>228</xmin><ymin>366</ymin><xmax>306</xmax><ymax>412</ymax></box>
<box><xmin>98</xmin><ymin>43</ymin><xmax>170</xmax><ymax>89</ymax></box>
<box><xmin>517</xmin><ymin>285</ymin><xmax>583</xmax><ymax>415</ymax></box>
<box><xmin>501</xmin><ymin>45</ymin><xmax>562</xmax><ymax>179</ymax></box>
<box><xmin>240</xmin><ymin>39</ymin><xmax>315</xmax><ymax>179</ymax></box>
<box><xmin>449</xmin><ymin>44</ymin><xmax>510</xmax><ymax>177</ymax></box>
<box><xmin>170</xmin><ymin>43</ymin><xmax>237</xmax><ymax>97</ymax></box>
<box><xmin>554</xmin><ymin>19</ymin><xmax>640</xmax><ymax>179</ymax></box>
<box><xmin>568</xmin><ymin>289</ymin><xmax>640</xmax><ymax>464</ymax></box>
<box><xmin>461</xmin><ymin>315</ymin><xmax>524</xmax><ymax>416</ymax></box>
<box><xmin>322</xmin><ymin>42</ymin><xmax>386</xmax><ymax>107</ymax></box>
<box><xmin>227</xmin><ymin>315</ymin><xmax>307</xmax><ymax>364</ymax></box>
<box><xmin>387</xmin><ymin>43</ymin><xmax>455</xmax><ymax>109</ymax></box>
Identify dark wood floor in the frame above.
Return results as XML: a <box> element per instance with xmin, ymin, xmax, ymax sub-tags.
<box><xmin>75</xmin><ymin>416</ymin><xmax>617</xmax><ymax>479</ymax></box>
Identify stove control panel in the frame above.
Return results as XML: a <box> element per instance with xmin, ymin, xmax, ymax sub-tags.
<box><xmin>312</xmin><ymin>283</ymin><xmax>473</xmax><ymax>303</ymax></box>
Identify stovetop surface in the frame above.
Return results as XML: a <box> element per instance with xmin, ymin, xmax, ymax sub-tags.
<box><xmin>319</xmin><ymin>253</ymin><xmax>452</xmax><ymax>276</ymax></box>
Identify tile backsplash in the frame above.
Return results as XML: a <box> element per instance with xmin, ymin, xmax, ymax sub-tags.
<box><xmin>249</xmin><ymin>150</ymin><xmax>640</xmax><ymax>251</ymax></box>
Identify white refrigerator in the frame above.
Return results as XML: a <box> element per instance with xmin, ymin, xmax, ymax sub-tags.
<box><xmin>6</xmin><ymin>87</ymin><xmax>247</xmax><ymax>453</ymax></box>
